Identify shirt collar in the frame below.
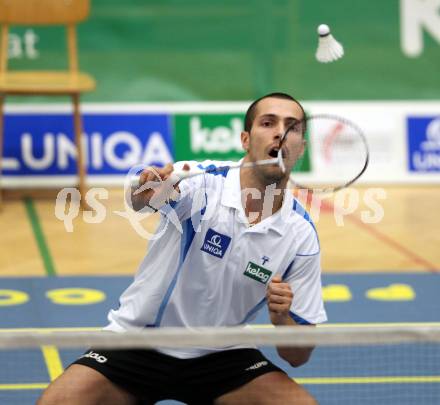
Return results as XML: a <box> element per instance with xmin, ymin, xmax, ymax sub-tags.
<box><xmin>220</xmin><ymin>163</ymin><xmax>243</xmax><ymax>210</ymax></box>
<box><xmin>220</xmin><ymin>162</ymin><xmax>293</xmax><ymax>235</ymax></box>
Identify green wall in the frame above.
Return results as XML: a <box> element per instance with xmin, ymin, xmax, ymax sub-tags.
<box><xmin>7</xmin><ymin>0</ymin><xmax>440</xmax><ymax>101</ymax></box>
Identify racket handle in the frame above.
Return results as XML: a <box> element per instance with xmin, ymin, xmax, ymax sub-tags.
<box><xmin>130</xmin><ymin>175</ymin><xmax>141</xmax><ymax>188</ymax></box>
<box><xmin>172</xmin><ymin>168</ymin><xmax>204</xmax><ymax>179</ymax></box>
<box><xmin>130</xmin><ymin>167</ymin><xmax>203</xmax><ymax>187</ymax></box>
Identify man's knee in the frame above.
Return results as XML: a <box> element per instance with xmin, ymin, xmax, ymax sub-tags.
<box><xmin>216</xmin><ymin>371</ymin><xmax>317</xmax><ymax>405</ymax></box>
<box><xmin>37</xmin><ymin>373</ymin><xmax>94</xmax><ymax>404</ymax></box>
<box><xmin>257</xmin><ymin>376</ymin><xmax>316</xmax><ymax>405</ymax></box>
<box><xmin>37</xmin><ymin>364</ymin><xmax>135</xmax><ymax>405</ymax></box>
<box><xmin>37</xmin><ymin>378</ymin><xmax>84</xmax><ymax>405</ymax></box>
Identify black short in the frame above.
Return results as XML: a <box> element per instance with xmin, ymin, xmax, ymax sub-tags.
<box><xmin>72</xmin><ymin>347</ymin><xmax>284</xmax><ymax>404</ymax></box>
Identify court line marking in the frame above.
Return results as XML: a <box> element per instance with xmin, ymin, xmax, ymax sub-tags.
<box><xmin>0</xmin><ymin>383</ymin><xmax>48</xmax><ymax>390</ymax></box>
<box><xmin>253</xmin><ymin>322</ymin><xmax>440</xmax><ymax>328</ymax></box>
<box><xmin>2</xmin><ymin>376</ymin><xmax>440</xmax><ymax>391</ymax></box>
<box><xmin>318</xmin><ymin>322</ymin><xmax>440</xmax><ymax>328</ymax></box>
<box><xmin>1</xmin><ymin>322</ymin><xmax>440</xmax><ymax>333</ymax></box>
<box><xmin>24</xmin><ymin>197</ymin><xmax>60</xmax><ymax>382</ymax></box>
<box><xmin>321</xmin><ymin>200</ymin><xmax>439</xmax><ymax>272</ymax></box>
<box><xmin>0</xmin><ymin>327</ymin><xmax>100</xmax><ymax>333</ymax></box>
<box><xmin>40</xmin><ymin>346</ymin><xmax>63</xmax><ymax>381</ymax></box>
<box><xmin>24</xmin><ymin>198</ymin><xmax>56</xmax><ymax>277</ymax></box>
<box><xmin>297</xmin><ymin>376</ymin><xmax>440</xmax><ymax>385</ymax></box>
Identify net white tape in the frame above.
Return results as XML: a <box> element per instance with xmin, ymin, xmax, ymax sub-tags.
<box><xmin>0</xmin><ymin>325</ymin><xmax>440</xmax><ymax>349</ymax></box>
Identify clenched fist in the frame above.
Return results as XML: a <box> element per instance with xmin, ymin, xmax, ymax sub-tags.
<box><xmin>266</xmin><ymin>275</ymin><xmax>293</xmax><ymax>326</ymax></box>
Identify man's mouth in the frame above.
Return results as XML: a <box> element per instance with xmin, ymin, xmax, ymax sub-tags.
<box><xmin>268</xmin><ymin>146</ymin><xmax>280</xmax><ymax>158</ymax></box>
<box><xmin>268</xmin><ymin>146</ymin><xmax>287</xmax><ymax>159</ymax></box>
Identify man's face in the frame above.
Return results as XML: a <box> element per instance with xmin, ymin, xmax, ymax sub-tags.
<box><xmin>241</xmin><ymin>97</ymin><xmax>306</xmax><ymax>183</ymax></box>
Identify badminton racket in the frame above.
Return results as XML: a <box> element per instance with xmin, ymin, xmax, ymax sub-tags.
<box><xmin>282</xmin><ymin>114</ymin><xmax>369</xmax><ymax>193</ymax></box>
<box><xmin>130</xmin><ymin>114</ymin><xmax>369</xmax><ymax>194</ymax></box>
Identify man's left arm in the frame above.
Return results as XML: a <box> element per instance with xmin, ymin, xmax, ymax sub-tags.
<box><xmin>266</xmin><ymin>276</ymin><xmax>315</xmax><ymax>367</ymax></box>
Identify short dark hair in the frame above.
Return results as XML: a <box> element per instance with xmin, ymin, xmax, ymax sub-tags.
<box><xmin>244</xmin><ymin>92</ymin><xmax>306</xmax><ymax>133</ymax></box>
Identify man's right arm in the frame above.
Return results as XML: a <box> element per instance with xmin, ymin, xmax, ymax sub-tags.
<box><xmin>130</xmin><ymin>163</ymin><xmax>190</xmax><ymax>212</ymax></box>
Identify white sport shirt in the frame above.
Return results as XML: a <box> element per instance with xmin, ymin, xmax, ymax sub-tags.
<box><xmin>106</xmin><ymin>160</ymin><xmax>327</xmax><ymax>358</ymax></box>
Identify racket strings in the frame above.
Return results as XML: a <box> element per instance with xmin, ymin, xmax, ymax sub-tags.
<box><xmin>283</xmin><ymin>114</ymin><xmax>369</xmax><ymax>193</ymax></box>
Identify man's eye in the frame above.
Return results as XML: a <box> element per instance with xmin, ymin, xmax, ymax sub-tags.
<box><xmin>262</xmin><ymin>121</ymin><xmax>272</xmax><ymax>127</ymax></box>
<box><xmin>287</xmin><ymin>122</ymin><xmax>303</xmax><ymax>133</ymax></box>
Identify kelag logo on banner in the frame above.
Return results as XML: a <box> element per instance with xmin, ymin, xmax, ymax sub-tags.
<box><xmin>407</xmin><ymin>117</ymin><xmax>440</xmax><ymax>172</ymax></box>
<box><xmin>2</xmin><ymin>114</ymin><xmax>173</xmax><ymax>176</ymax></box>
<box><xmin>174</xmin><ymin>113</ymin><xmax>245</xmax><ymax>162</ymax></box>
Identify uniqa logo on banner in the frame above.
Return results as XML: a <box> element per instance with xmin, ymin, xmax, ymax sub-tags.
<box><xmin>1</xmin><ymin>113</ymin><xmax>174</xmax><ymax>175</ymax></box>
<box><xmin>7</xmin><ymin>131</ymin><xmax>172</xmax><ymax>171</ymax></box>
<box><xmin>408</xmin><ymin>116</ymin><xmax>440</xmax><ymax>172</ymax></box>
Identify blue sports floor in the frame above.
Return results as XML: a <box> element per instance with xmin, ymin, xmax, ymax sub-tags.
<box><xmin>1</xmin><ymin>273</ymin><xmax>439</xmax><ymax>404</ymax></box>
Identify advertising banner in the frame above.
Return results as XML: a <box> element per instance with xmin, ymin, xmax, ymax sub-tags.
<box><xmin>407</xmin><ymin>117</ymin><xmax>440</xmax><ymax>172</ymax></box>
<box><xmin>2</xmin><ymin>113</ymin><xmax>174</xmax><ymax>178</ymax></box>
<box><xmin>2</xmin><ymin>102</ymin><xmax>440</xmax><ymax>186</ymax></box>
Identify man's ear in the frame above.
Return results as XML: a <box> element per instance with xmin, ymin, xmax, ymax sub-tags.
<box><xmin>241</xmin><ymin>131</ymin><xmax>250</xmax><ymax>152</ymax></box>
<box><xmin>300</xmin><ymin>139</ymin><xmax>306</xmax><ymax>157</ymax></box>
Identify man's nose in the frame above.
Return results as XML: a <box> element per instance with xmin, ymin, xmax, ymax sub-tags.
<box><xmin>273</xmin><ymin>124</ymin><xmax>284</xmax><ymax>140</ymax></box>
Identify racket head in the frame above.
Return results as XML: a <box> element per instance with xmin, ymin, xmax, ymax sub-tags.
<box><xmin>280</xmin><ymin>113</ymin><xmax>370</xmax><ymax>194</ymax></box>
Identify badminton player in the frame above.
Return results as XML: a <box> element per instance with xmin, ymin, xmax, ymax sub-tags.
<box><xmin>38</xmin><ymin>93</ymin><xmax>327</xmax><ymax>405</ymax></box>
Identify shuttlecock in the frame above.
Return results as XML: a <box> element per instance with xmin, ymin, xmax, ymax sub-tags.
<box><xmin>316</xmin><ymin>24</ymin><xmax>344</xmax><ymax>63</ymax></box>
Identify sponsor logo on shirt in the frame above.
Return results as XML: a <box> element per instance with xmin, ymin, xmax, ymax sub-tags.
<box><xmin>200</xmin><ymin>228</ymin><xmax>231</xmax><ymax>258</ymax></box>
<box><xmin>243</xmin><ymin>261</ymin><xmax>272</xmax><ymax>284</ymax></box>
<box><xmin>80</xmin><ymin>350</ymin><xmax>108</xmax><ymax>364</ymax></box>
